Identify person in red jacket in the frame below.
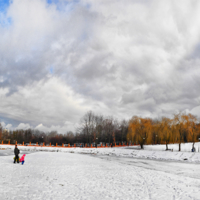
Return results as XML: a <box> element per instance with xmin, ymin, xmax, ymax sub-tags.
<box><xmin>20</xmin><ymin>154</ymin><xmax>26</xmax><ymax>165</ymax></box>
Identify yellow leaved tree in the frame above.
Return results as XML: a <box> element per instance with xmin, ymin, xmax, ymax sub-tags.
<box><xmin>186</xmin><ymin>114</ymin><xmax>198</xmax><ymax>150</ymax></box>
<box><xmin>160</xmin><ymin>117</ymin><xmax>172</xmax><ymax>150</ymax></box>
<box><xmin>151</xmin><ymin>120</ymin><xmax>161</xmax><ymax>145</ymax></box>
<box><xmin>172</xmin><ymin>113</ymin><xmax>198</xmax><ymax>151</ymax></box>
<box><xmin>128</xmin><ymin>116</ymin><xmax>152</xmax><ymax>149</ymax></box>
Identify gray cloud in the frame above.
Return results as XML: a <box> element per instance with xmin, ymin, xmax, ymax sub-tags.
<box><xmin>1</xmin><ymin>0</ymin><xmax>200</xmax><ymax>132</ymax></box>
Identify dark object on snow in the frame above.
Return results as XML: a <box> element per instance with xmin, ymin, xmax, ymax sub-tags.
<box><xmin>166</xmin><ymin>149</ymin><xmax>173</xmax><ymax>152</ymax></box>
<box><xmin>14</xmin><ymin>146</ymin><xmax>20</xmax><ymax>155</ymax></box>
<box><xmin>13</xmin><ymin>155</ymin><xmax>20</xmax><ymax>163</ymax></box>
<box><xmin>192</xmin><ymin>147</ymin><xmax>196</xmax><ymax>152</ymax></box>
<box><xmin>14</xmin><ymin>145</ymin><xmax>20</xmax><ymax>163</ymax></box>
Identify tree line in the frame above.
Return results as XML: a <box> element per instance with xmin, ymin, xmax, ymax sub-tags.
<box><xmin>0</xmin><ymin>112</ymin><xmax>200</xmax><ymax>150</ymax></box>
<box><xmin>0</xmin><ymin>111</ymin><xmax>128</xmax><ymax>146</ymax></box>
<box><xmin>128</xmin><ymin>113</ymin><xmax>200</xmax><ymax>151</ymax></box>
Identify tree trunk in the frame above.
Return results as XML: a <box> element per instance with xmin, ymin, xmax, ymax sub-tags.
<box><xmin>166</xmin><ymin>143</ymin><xmax>168</xmax><ymax>150</ymax></box>
<box><xmin>140</xmin><ymin>143</ymin><xmax>143</xmax><ymax>149</ymax></box>
<box><xmin>179</xmin><ymin>143</ymin><xmax>181</xmax><ymax>151</ymax></box>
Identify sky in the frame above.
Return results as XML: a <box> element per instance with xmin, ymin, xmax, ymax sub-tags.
<box><xmin>1</xmin><ymin>0</ymin><xmax>200</xmax><ymax>133</ymax></box>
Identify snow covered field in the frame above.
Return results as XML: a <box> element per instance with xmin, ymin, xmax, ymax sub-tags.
<box><xmin>1</xmin><ymin>142</ymin><xmax>200</xmax><ymax>163</ymax></box>
<box><xmin>1</xmin><ymin>144</ymin><xmax>200</xmax><ymax>200</ymax></box>
<box><xmin>1</xmin><ymin>150</ymin><xmax>200</xmax><ymax>200</ymax></box>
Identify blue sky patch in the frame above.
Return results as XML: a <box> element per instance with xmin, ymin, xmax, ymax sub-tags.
<box><xmin>0</xmin><ymin>0</ymin><xmax>12</xmax><ymax>27</ymax></box>
<box><xmin>48</xmin><ymin>66</ymin><xmax>54</xmax><ymax>74</ymax></box>
<box><xmin>47</xmin><ymin>0</ymin><xmax>79</xmax><ymax>5</ymax></box>
<box><xmin>0</xmin><ymin>16</ymin><xmax>12</xmax><ymax>27</ymax></box>
<box><xmin>0</xmin><ymin>0</ymin><xmax>11</xmax><ymax>13</ymax></box>
<box><xmin>46</xmin><ymin>0</ymin><xmax>80</xmax><ymax>12</ymax></box>
<box><xmin>47</xmin><ymin>0</ymin><xmax>59</xmax><ymax>5</ymax></box>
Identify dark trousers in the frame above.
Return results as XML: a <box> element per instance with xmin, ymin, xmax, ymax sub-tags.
<box><xmin>14</xmin><ymin>155</ymin><xmax>19</xmax><ymax>163</ymax></box>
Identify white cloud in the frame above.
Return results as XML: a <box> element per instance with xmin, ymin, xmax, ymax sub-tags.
<box><xmin>15</xmin><ymin>123</ymin><xmax>32</xmax><ymax>130</ymax></box>
<box><xmin>1</xmin><ymin>0</ymin><xmax>200</xmax><ymax>130</ymax></box>
<box><xmin>0</xmin><ymin>77</ymin><xmax>89</xmax><ymax>131</ymax></box>
<box><xmin>5</xmin><ymin>124</ymin><xmax>12</xmax><ymax>129</ymax></box>
<box><xmin>34</xmin><ymin>121</ymin><xmax>77</xmax><ymax>133</ymax></box>
<box><xmin>0</xmin><ymin>122</ymin><xmax>12</xmax><ymax>130</ymax></box>
<box><xmin>1</xmin><ymin>122</ymin><xmax>6</xmax><ymax>128</ymax></box>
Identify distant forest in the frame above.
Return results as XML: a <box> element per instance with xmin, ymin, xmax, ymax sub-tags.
<box><xmin>0</xmin><ymin>111</ymin><xmax>200</xmax><ymax>151</ymax></box>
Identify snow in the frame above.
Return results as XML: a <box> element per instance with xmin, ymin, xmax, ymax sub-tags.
<box><xmin>1</xmin><ymin>142</ymin><xmax>200</xmax><ymax>163</ymax></box>
<box><xmin>142</xmin><ymin>142</ymin><xmax>200</xmax><ymax>152</ymax></box>
<box><xmin>1</xmin><ymin>143</ymin><xmax>200</xmax><ymax>199</ymax></box>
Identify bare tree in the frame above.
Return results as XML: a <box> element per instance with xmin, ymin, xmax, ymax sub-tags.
<box><xmin>79</xmin><ymin>111</ymin><xmax>96</xmax><ymax>144</ymax></box>
<box><xmin>0</xmin><ymin>123</ymin><xmax>2</xmax><ymax>141</ymax></box>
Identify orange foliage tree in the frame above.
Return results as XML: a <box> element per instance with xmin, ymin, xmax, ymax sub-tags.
<box><xmin>160</xmin><ymin>117</ymin><xmax>172</xmax><ymax>150</ymax></box>
<box><xmin>128</xmin><ymin>116</ymin><xmax>152</xmax><ymax>149</ymax></box>
<box><xmin>186</xmin><ymin>114</ymin><xmax>198</xmax><ymax>149</ymax></box>
<box><xmin>151</xmin><ymin>120</ymin><xmax>161</xmax><ymax>145</ymax></box>
<box><xmin>172</xmin><ymin>113</ymin><xmax>199</xmax><ymax>151</ymax></box>
<box><xmin>173</xmin><ymin>113</ymin><xmax>186</xmax><ymax>151</ymax></box>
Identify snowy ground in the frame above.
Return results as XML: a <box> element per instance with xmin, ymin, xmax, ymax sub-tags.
<box><xmin>1</xmin><ymin>143</ymin><xmax>200</xmax><ymax>163</ymax></box>
<box><xmin>1</xmin><ymin>147</ymin><xmax>200</xmax><ymax>200</ymax></box>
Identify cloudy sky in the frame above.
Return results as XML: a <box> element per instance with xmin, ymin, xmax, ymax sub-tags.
<box><xmin>0</xmin><ymin>0</ymin><xmax>200</xmax><ymax>133</ymax></box>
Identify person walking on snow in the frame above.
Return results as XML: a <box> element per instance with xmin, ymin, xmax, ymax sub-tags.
<box><xmin>20</xmin><ymin>154</ymin><xmax>26</xmax><ymax>165</ymax></box>
<box><xmin>14</xmin><ymin>145</ymin><xmax>20</xmax><ymax>163</ymax></box>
